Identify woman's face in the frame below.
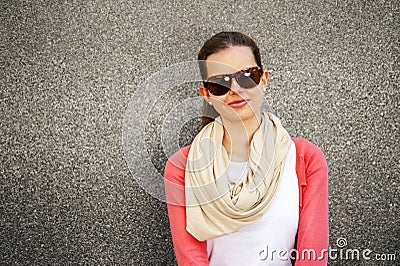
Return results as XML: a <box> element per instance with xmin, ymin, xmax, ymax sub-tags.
<box><xmin>200</xmin><ymin>46</ymin><xmax>268</xmax><ymax>124</ymax></box>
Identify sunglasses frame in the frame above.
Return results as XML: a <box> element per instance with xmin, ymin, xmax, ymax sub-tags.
<box><xmin>203</xmin><ymin>66</ymin><xmax>263</xmax><ymax>96</ymax></box>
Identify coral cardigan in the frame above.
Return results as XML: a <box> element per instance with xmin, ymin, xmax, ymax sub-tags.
<box><xmin>164</xmin><ymin>138</ymin><xmax>329</xmax><ymax>265</ymax></box>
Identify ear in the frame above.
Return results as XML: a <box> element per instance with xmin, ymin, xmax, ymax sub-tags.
<box><xmin>199</xmin><ymin>86</ymin><xmax>211</xmax><ymax>102</ymax></box>
<box><xmin>262</xmin><ymin>70</ymin><xmax>269</xmax><ymax>85</ymax></box>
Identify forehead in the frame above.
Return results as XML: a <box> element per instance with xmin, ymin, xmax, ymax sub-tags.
<box><xmin>205</xmin><ymin>46</ymin><xmax>257</xmax><ymax>77</ymax></box>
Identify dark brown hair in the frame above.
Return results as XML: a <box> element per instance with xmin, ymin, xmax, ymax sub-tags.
<box><xmin>198</xmin><ymin>32</ymin><xmax>263</xmax><ymax>129</ymax></box>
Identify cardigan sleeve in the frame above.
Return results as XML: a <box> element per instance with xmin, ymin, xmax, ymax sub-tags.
<box><xmin>164</xmin><ymin>146</ymin><xmax>209</xmax><ymax>266</ymax></box>
<box><xmin>295</xmin><ymin>139</ymin><xmax>329</xmax><ymax>265</ymax></box>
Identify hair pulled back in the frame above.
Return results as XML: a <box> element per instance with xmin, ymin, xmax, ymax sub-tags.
<box><xmin>198</xmin><ymin>32</ymin><xmax>263</xmax><ymax>129</ymax></box>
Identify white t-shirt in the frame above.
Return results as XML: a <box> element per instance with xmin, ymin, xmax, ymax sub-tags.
<box><xmin>207</xmin><ymin>141</ymin><xmax>299</xmax><ymax>265</ymax></box>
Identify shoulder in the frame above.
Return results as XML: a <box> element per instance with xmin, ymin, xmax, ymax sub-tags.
<box><xmin>292</xmin><ymin>137</ymin><xmax>326</xmax><ymax>163</ymax></box>
<box><xmin>164</xmin><ymin>145</ymin><xmax>191</xmax><ymax>184</ymax></box>
<box><xmin>292</xmin><ymin>137</ymin><xmax>328</xmax><ymax>185</ymax></box>
<box><xmin>164</xmin><ymin>146</ymin><xmax>191</xmax><ymax>206</ymax></box>
<box><xmin>165</xmin><ymin>145</ymin><xmax>191</xmax><ymax>170</ymax></box>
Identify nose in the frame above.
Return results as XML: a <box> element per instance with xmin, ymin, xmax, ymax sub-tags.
<box><xmin>229</xmin><ymin>78</ymin><xmax>243</xmax><ymax>94</ymax></box>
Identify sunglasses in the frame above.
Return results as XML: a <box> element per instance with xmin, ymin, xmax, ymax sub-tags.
<box><xmin>203</xmin><ymin>66</ymin><xmax>263</xmax><ymax>96</ymax></box>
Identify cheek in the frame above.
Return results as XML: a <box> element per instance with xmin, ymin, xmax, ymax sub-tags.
<box><xmin>210</xmin><ymin>95</ymin><xmax>229</xmax><ymax>106</ymax></box>
<box><xmin>250</xmin><ymin>88</ymin><xmax>264</xmax><ymax>104</ymax></box>
<box><xmin>209</xmin><ymin>95</ymin><xmax>232</xmax><ymax>116</ymax></box>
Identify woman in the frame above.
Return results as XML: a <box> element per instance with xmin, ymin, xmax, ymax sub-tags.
<box><xmin>164</xmin><ymin>32</ymin><xmax>328</xmax><ymax>265</ymax></box>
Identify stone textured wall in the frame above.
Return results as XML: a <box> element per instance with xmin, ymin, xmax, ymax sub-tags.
<box><xmin>2</xmin><ymin>1</ymin><xmax>399</xmax><ymax>265</ymax></box>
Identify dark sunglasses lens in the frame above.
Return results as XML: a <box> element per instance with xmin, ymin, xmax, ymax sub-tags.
<box><xmin>204</xmin><ymin>77</ymin><xmax>231</xmax><ymax>95</ymax></box>
<box><xmin>237</xmin><ymin>69</ymin><xmax>261</xmax><ymax>88</ymax></box>
<box><xmin>204</xmin><ymin>68</ymin><xmax>262</xmax><ymax>95</ymax></box>
<box><xmin>204</xmin><ymin>82</ymin><xmax>230</xmax><ymax>96</ymax></box>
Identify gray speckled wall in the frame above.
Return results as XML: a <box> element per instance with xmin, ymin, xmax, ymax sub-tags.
<box><xmin>1</xmin><ymin>0</ymin><xmax>399</xmax><ymax>265</ymax></box>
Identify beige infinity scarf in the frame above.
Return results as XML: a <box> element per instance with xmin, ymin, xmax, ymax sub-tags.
<box><xmin>185</xmin><ymin>112</ymin><xmax>291</xmax><ymax>241</ymax></box>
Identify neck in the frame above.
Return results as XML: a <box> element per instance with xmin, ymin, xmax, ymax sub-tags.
<box><xmin>221</xmin><ymin>112</ymin><xmax>262</xmax><ymax>162</ymax></box>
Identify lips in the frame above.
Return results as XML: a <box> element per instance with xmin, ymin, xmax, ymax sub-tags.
<box><xmin>228</xmin><ymin>99</ymin><xmax>249</xmax><ymax>108</ymax></box>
